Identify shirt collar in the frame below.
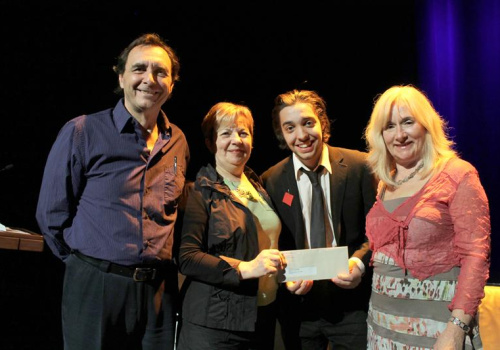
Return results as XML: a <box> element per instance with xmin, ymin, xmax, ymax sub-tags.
<box><xmin>112</xmin><ymin>98</ymin><xmax>171</xmax><ymax>136</ymax></box>
<box><xmin>292</xmin><ymin>144</ymin><xmax>332</xmax><ymax>179</ymax></box>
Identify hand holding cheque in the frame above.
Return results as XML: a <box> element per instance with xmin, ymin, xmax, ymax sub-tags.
<box><xmin>237</xmin><ymin>249</ymin><xmax>286</xmax><ymax>279</ymax></box>
<box><xmin>274</xmin><ymin>246</ymin><xmax>360</xmax><ymax>295</ymax></box>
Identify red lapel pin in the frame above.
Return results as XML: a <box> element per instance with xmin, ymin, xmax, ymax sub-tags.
<box><xmin>282</xmin><ymin>192</ymin><xmax>293</xmax><ymax>206</ymax></box>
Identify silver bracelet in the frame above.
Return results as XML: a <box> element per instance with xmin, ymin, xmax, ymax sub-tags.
<box><xmin>448</xmin><ymin>316</ymin><xmax>470</xmax><ymax>333</ymax></box>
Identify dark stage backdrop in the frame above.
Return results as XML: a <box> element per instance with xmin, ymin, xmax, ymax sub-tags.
<box><xmin>415</xmin><ymin>1</ymin><xmax>500</xmax><ymax>282</ymax></box>
<box><xmin>0</xmin><ymin>1</ymin><xmax>497</xmax><ymax>349</ymax></box>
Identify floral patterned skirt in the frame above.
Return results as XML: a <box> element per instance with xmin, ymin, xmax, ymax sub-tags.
<box><xmin>367</xmin><ymin>252</ymin><xmax>481</xmax><ymax>349</ymax></box>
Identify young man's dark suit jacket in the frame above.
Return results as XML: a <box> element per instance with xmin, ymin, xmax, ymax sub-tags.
<box><xmin>261</xmin><ymin>145</ymin><xmax>377</xmax><ymax>347</ymax></box>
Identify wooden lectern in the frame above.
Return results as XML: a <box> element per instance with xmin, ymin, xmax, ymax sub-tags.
<box><xmin>0</xmin><ymin>227</ymin><xmax>44</xmax><ymax>252</ymax></box>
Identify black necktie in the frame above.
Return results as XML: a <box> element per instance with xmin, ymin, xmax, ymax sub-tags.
<box><xmin>302</xmin><ymin>166</ymin><xmax>331</xmax><ymax>248</ymax></box>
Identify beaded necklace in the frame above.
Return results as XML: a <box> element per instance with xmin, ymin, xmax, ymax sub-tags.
<box><xmin>394</xmin><ymin>162</ymin><xmax>424</xmax><ymax>186</ymax></box>
<box><xmin>225</xmin><ymin>175</ymin><xmax>259</xmax><ymax>201</ymax></box>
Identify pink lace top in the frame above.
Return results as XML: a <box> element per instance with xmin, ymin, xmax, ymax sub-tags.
<box><xmin>366</xmin><ymin>157</ymin><xmax>491</xmax><ymax>315</ymax></box>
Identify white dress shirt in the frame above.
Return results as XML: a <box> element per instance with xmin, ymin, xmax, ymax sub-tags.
<box><xmin>292</xmin><ymin>144</ymin><xmax>365</xmax><ymax>273</ymax></box>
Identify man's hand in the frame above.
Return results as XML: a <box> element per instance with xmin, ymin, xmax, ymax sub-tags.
<box><xmin>286</xmin><ymin>279</ymin><xmax>313</xmax><ymax>295</ymax></box>
<box><xmin>331</xmin><ymin>259</ymin><xmax>362</xmax><ymax>289</ymax></box>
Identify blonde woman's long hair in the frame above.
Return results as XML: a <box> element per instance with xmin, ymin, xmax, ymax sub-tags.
<box><xmin>364</xmin><ymin>85</ymin><xmax>456</xmax><ymax>187</ymax></box>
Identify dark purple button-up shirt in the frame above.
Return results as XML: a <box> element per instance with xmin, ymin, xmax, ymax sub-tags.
<box><xmin>36</xmin><ymin>99</ymin><xmax>189</xmax><ymax>265</ymax></box>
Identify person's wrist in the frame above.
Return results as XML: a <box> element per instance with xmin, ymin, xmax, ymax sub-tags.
<box><xmin>237</xmin><ymin>261</ymin><xmax>250</xmax><ymax>279</ymax></box>
<box><xmin>232</xmin><ymin>262</ymin><xmax>241</xmax><ymax>280</ymax></box>
<box><xmin>448</xmin><ymin>316</ymin><xmax>470</xmax><ymax>333</ymax></box>
<box><xmin>349</xmin><ymin>257</ymin><xmax>365</xmax><ymax>275</ymax></box>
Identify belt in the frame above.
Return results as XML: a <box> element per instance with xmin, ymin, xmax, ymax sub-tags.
<box><xmin>73</xmin><ymin>251</ymin><xmax>163</xmax><ymax>282</ymax></box>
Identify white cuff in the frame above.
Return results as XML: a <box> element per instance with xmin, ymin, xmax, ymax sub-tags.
<box><xmin>349</xmin><ymin>257</ymin><xmax>365</xmax><ymax>275</ymax></box>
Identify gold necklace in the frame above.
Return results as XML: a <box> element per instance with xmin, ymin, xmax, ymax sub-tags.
<box><xmin>394</xmin><ymin>162</ymin><xmax>424</xmax><ymax>185</ymax></box>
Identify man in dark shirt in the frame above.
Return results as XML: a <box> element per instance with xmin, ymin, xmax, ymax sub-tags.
<box><xmin>36</xmin><ymin>33</ymin><xmax>189</xmax><ymax>350</ymax></box>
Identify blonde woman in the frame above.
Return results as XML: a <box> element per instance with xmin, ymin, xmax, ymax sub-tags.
<box><xmin>364</xmin><ymin>85</ymin><xmax>491</xmax><ymax>349</ymax></box>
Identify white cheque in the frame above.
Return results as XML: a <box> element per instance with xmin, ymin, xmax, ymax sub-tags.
<box><xmin>277</xmin><ymin>246</ymin><xmax>349</xmax><ymax>282</ymax></box>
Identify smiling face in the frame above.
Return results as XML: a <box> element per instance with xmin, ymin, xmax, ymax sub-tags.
<box><xmin>279</xmin><ymin>102</ymin><xmax>323</xmax><ymax>169</ymax></box>
<box><xmin>118</xmin><ymin>45</ymin><xmax>174</xmax><ymax>118</ymax></box>
<box><xmin>382</xmin><ymin>104</ymin><xmax>427</xmax><ymax>168</ymax></box>
<box><xmin>214</xmin><ymin>115</ymin><xmax>253</xmax><ymax>176</ymax></box>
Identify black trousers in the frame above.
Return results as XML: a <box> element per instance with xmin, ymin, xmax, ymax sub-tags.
<box><xmin>177</xmin><ymin>301</ymin><xmax>277</xmax><ymax>350</ymax></box>
<box><xmin>277</xmin><ymin>282</ymin><xmax>368</xmax><ymax>350</ymax></box>
<box><xmin>299</xmin><ymin>310</ymin><xmax>368</xmax><ymax>350</ymax></box>
<box><xmin>62</xmin><ymin>253</ymin><xmax>178</xmax><ymax>350</ymax></box>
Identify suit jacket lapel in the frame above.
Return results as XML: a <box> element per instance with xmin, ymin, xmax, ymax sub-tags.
<box><xmin>282</xmin><ymin>158</ymin><xmax>307</xmax><ymax>249</ymax></box>
<box><xmin>328</xmin><ymin>146</ymin><xmax>347</xmax><ymax>244</ymax></box>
